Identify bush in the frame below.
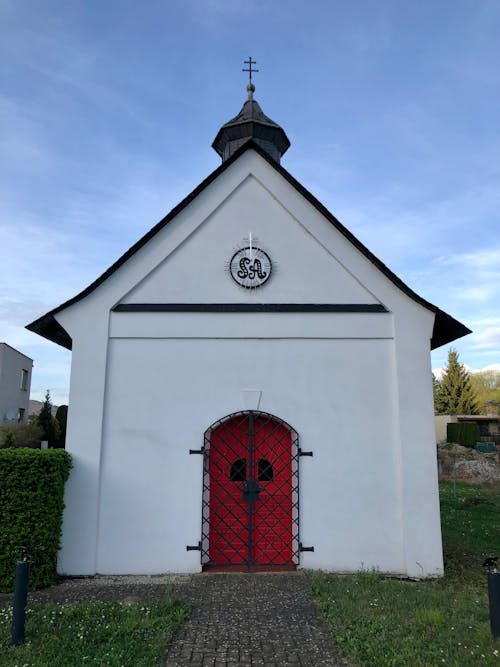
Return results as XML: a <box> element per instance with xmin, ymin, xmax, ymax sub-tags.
<box><xmin>446</xmin><ymin>421</ymin><xmax>480</xmax><ymax>448</ymax></box>
<box><xmin>0</xmin><ymin>421</ymin><xmax>43</xmax><ymax>448</ymax></box>
<box><xmin>446</xmin><ymin>423</ymin><xmax>460</xmax><ymax>444</ymax></box>
<box><xmin>461</xmin><ymin>422</ymin><xmax>480</xmax><ymax>447</ymax></box>
<box><xmin>0</xmin><ymin>448</ymin><xmax>72</xmax><ymax>592</ymax></box>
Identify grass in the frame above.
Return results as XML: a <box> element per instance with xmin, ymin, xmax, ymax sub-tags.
<box><xmin>0</xmin><ymin>590</ymin><xmax>188</xmax><ymax>667</ymax></box>
<box><xmin>311</xmin><ymin>481</ymin><xmax>500</xmax><ymax>666</ymax></box>
<box><xmin>1</xmin><ymin>481</ymin><xmax>498</xmax><ymax>666</ymax></box>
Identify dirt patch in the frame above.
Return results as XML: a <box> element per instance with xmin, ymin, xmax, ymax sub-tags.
<box><xmin>438</xmin><ymin>443</ymin><xmax>500</xmax><ymax>484</ymax></box>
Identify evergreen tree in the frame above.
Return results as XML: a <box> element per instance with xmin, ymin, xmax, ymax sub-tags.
<box><xmin>439</xmin><ymin>349</ymin><xmax>479</xmax><ymax>415</ymax></box>
<box><xmin>432</xmin><ymin>373</ymin><xmax>447</xmax><ymax>415</ymax></box>
<box><xmin>37</xmin><ymin>390</ymin><xmax>60</xmax><ymax>446</ymax></box>
<box><xmin>55</xmin><ymin>405</ymin><xmax>68</xmax><ymax>448</ymax></box>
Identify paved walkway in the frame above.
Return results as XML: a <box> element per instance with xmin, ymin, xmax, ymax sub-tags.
<box><xmin>164</xmin><ymin>572</ymin><xmax>348</xmax><ymax>667</ymax></box>
<box><xmin>0</xmin><ymin>572</ymin><xmax>348</xmax><ymax>666</ymax></box>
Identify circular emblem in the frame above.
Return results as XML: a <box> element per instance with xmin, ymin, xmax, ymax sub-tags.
<box><xmin>229</xmin><ymin>246</ymin><xmax>272</xmax><ymax>289</ymax></box>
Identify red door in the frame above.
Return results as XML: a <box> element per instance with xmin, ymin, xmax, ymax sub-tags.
<box><xmin>204</xmin><ymin>412</ymin><xmax>298</xmax><ymax>570</ymax></box>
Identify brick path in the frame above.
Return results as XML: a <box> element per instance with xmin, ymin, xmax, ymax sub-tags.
<box><xmin>163</xmin><ymin>572</ymin><xmax>348</xmax><ymax>667</ymax></box>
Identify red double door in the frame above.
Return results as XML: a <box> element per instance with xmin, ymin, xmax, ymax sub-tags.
<box><xmin>205</xmin><ymin>412</ymin><xmax>297</xmax><ymax>570</ymax></box>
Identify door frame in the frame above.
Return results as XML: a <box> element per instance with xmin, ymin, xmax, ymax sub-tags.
<box><xmin>200</xmin><ymin>410</ymin><xmax>300</xmax><ymax>571</ymax></box>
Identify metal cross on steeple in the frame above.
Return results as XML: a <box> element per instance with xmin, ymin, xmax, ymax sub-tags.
<box><xmin>242</xmin><ymin>57</ymin><xmax>259</xmax><ymax>83</ymax></box>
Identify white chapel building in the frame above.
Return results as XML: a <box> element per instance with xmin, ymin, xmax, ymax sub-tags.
<box><xmin>28</xmin><ymin>81</ymin><xmax>470</xmax><ymax>578</ymax></box>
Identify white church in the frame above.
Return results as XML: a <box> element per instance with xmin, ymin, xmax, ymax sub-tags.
<box><xmin>28</xmin><ymin>74</ymin><xmax>470</xmax><ymax>578</ymax></box>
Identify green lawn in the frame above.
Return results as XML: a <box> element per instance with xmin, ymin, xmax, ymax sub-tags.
<box><xmin>312</xmin><ymin>481</ymin><xmax>500</xmax><ymax>667</ymax></box>
<box><xmin>0</xmin><ymin>591</ymin><xmax>188</xmax><ymax>667</ymax></box>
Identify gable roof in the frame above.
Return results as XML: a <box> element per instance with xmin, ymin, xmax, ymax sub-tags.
<box><xmin>26</xmin><ymin>139</ymin><xmax>471</xmax><ymax>351</ymax></box>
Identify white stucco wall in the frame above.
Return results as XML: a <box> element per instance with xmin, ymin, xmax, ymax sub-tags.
<box><xmin>55</xmin><ymin>147</ymin><xmax>443</xmax><ymax>577</ymax></box>
<box><xmin>94</xmin><ymin>335</ymin><xmax>402</xmax><ymax>574</ymax></box>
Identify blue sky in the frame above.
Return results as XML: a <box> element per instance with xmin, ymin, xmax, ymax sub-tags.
<box><xmin>1</xmin><ymin>0</ymin><xmax>499</xmax><ymax>404</ymax></box>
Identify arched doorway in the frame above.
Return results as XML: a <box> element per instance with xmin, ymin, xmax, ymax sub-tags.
<box><xmin>201</xmin><ymin>411</ymin><xmax>299</xmax><ymax>571</ymax></box>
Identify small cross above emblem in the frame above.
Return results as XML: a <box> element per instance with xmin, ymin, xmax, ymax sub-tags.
<box><xmin>242</xmin><ymin>57</ymin><xmax>259</xmax><ymax>84</ymax></box>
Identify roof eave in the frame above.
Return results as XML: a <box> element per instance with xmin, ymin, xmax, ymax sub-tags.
<box><xmin>431</xmin><ymin>310</ymin><xmax>472</xmax><ymax>350</ymax></box>
<box><xmin>26</xmin><ymin>313</ymin><xmax>72</xmax><ymax>350</ymax></box>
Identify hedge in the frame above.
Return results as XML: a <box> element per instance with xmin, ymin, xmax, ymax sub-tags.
<box><xmin>0</xmin><ymin>448</ymin><xmax>72</xmax><ymax>592</ymax></box>
<box><xmin>446</xmin><ymin>421</ymin><xmax>480</xmax><ymax>448</ymax></box>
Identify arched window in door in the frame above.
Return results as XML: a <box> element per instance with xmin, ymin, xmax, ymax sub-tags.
<box><xmin>258</xmin><ymin>458</ymin><xmax>273</xmax><ymax>481</ymax></box>
<box><xmin>230</xmin><ymin>458</ymin><xmax>247</xmax><ymax>481</ymax></box>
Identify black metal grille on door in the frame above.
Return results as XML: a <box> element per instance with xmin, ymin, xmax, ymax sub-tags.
<box><xmin>200</xmin><ymin>411</ymin><xmax>300</xmax><ymax>569</ymax></box>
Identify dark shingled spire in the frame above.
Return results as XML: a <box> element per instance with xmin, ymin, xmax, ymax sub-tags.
<box><xmin>212</xmin><ymin>83</ymin><xmax>290</xmax><ymax>163</ymax></box>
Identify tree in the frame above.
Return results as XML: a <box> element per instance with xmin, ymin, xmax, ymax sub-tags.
<box><xmin>470</xmin><ymin>370</ymin><xmax>500</xmax><ymax>415</ymax></box>
<box><xmin>37</xmin><ymin>390</ymin><xmax>60</xmax><ymax>446</ymax></box>
<box><xmin>432</xmin><ymin>373</ymin><xmax>447</xmax><ymax>415</ymax></box>
<box><xmin>439</xmin><ymin>348</ymin><xmax>479</xmax><ymax>415</ymax></box>
<box><xmin>54</xmin><ymin>405</ymin><xmax>68</xmax><ymax>448</ymax></box>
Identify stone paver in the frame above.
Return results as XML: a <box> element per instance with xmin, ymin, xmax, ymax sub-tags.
<box><xmin>163</xmin><ymin>572</ymin><xmax>348</xmax><ymax>667</ymax></box>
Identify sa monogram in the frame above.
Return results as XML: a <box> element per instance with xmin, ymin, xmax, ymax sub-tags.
<box><xmin>229</xmin><ymin>247</ymin><xmax>272</xmax><ymax>289</ymax></box>
<box><xmin>237</xmin><ymin>256</ymin><xmax>267</xmax><ymax>280</ymax></box>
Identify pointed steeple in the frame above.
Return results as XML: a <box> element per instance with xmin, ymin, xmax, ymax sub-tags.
<box><xmin>212</xmin><ymin>60</ymin><xmax>290</xmax><ymax>163</ymax></box>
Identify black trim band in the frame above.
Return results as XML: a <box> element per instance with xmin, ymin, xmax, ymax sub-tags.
<box><xmin>113</xmin><ymin>303</ymin><xmax>388</xmax><ymax>313</ymax></box>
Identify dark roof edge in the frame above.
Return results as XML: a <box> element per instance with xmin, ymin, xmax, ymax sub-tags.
<box><xmin>26</xmin><ymin>314</ymin><xmax>73</xmax><ymax>350</ymax></box>
<box><xmin>26</xmin><ymin>139</ymin><xmax>471</xmax><ymax>351</ymax></box>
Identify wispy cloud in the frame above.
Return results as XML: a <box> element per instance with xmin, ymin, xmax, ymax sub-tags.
<box><xmin>433</xmin><ymin>362</ymin><xmax>500</xmax><ymax>380</ymax></box>
<box><xmin>470</xmin><ymin>325</ymin><xmax>500</xmax><ymax>350</ymax></box>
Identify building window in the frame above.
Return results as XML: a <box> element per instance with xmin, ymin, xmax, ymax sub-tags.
<box><xmin>20</xmin><ymin>369</ymin><xmax>29</xmax><ymax>391</ymax></box>
<box><xmin>18</xmin><ymin>408</ymin><xmax>25</xmax><ymax>422</ymax></box>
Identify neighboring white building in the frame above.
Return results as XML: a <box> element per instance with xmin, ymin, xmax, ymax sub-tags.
<box><xmin>0</xmin><ymin>343</ymin><xmax>33</xmax><ymax>423</ymax></box>
<box><xmin>28</xmin><ymin>84</ymin><xmax>470</xmax><ymax>578</ymax></box>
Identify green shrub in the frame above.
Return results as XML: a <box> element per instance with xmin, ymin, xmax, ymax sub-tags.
<box><xmin>0</xmin><ymin>448</ymin><xmax>72</xmax><ymax>592</ymax></box>
<box><xmin>446</xmin><ymin>421</ymin><xmax>480</xmax><ymax>448</ymax></box>
<box><xmin>2</xmin><ymin>430</ymin><xmax>15</xmax><ymax>447</ymax></box>
<box><xmin>460</xmin><ymin>421</ymin><xmax>480</xmax><ymax>447</ymax></box>
<box><xmin>0</xmin><ymin>421</ymin><xmax>43</xmax><ymax>448</ymax></box>
<box><xmin>446</xmin><ymin>422</ymin><xmax>460</xmax><ymax>444</ymax></box>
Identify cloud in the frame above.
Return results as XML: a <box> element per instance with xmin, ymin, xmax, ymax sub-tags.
<box><xmin>470</xmin><ymin>325</ymin><xmax>500</xmax><ymax>350</ymax></box>
<box><xmin>469</xmin><ymin>363</ymin><xmax>500</xmax><ymax>374</ymax></box>
<box><xmin>445</xmin><ymin>248</ymin><xmax>500</xmax><ymax>269</ymax></box>
<box><xmin>433</xmin><ymin>363</ymin><xmax>500</xmax><ymax>380</ymax></box>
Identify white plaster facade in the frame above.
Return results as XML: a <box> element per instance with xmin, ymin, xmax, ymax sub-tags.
<box><xmin>0</xmin><ymin>342</ymin><xmax>32</xmax><ymax>423</ymax></box>
<box><xmin>29</xmin><ymin>142</ymin><xmax>469</xmax><ymax>579</ymax></box>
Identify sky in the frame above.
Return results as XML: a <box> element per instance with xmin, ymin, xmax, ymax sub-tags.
<box><xmin>1</xmin><ymin>0</ymin><xmax>499</xmax><ymax>404</ymax></box>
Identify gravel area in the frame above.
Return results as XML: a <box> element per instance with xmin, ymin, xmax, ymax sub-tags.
<box><xmin>0</xmin><ymin>574</ymin><xmax>186</xmax><ymax>607</ymax></box>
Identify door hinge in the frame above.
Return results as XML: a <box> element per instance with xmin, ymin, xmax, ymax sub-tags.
<box><xmin>186</xmin><ymin>541</ymin><xmax>201</xmax><ymax>551</ymax></box>
<box><xmin>298</xmin><ymin>448</ymin><xmax>313</xmax><ymax>457</ymax></box>
<box><xmin>299</xmin><ymin>542</ymin><xmax>315</xmax><ymax>552</ymax></box>
<box><xmin>189</xmin><ymin>447</ymin><xmax>205</xmax><ymax>455</ymax></box>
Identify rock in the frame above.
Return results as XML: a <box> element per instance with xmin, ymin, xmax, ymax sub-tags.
<box><xmin>437</xmin><ymin>443</ymin><xmax>500</xmax><ymax>484</ymax></box>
